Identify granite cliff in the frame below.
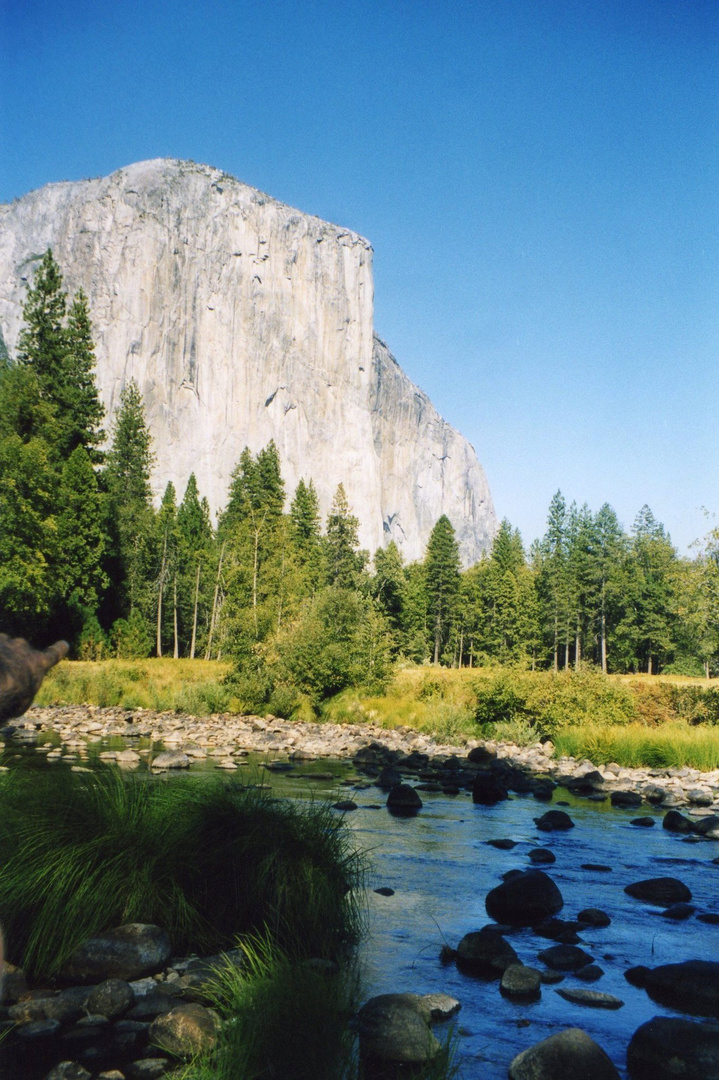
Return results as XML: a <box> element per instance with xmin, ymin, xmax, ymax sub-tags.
<box><xmin>0</xmin><ymin>159</ymin><xmax>496</xmax><ymax>564</ymax></box>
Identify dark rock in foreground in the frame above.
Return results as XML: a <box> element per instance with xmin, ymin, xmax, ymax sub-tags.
<box><xmin>627</xmin><ymin>1016</ymin><xmax>719</xmax><ymax>1080</ymax></box>
<box><xmin>508</xmin><ymin>1027</ymin><xmax>621</xmax><ymax>1080</ymax></box>
<box><xmin>538</xmin><ymin>944</ymin><xmax>594</xmax><ymax>972</ymax></box>
<box><xmin>485</xmin><ymin>869</ymin><xmax>564</xmax><ymax>926</ymax></box>
<box><xmin>500</xmin><ymin>964</ymin><xmax>542</xmax><ymax>1001</ymax></box>
<box><xmin>471</xmin><ymin>773</ymin><xmax>508</xmax><ymax>805</ymax></box>
<box><xmin>357</xmin><ymin>993</ymin><xmax>440</xmax><ymax>1070</ymax></box>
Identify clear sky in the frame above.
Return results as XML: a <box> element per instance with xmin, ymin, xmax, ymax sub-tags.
<box><xmin>1</xmin><ymin>0</ymin><xmax>717</xmax><ymax>554</ymax></box>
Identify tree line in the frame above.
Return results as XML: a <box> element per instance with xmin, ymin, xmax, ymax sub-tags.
<box><xmin>2</xmin><ymin>250</ymin><xmax>718</xmax><ymax>715</ymax></box>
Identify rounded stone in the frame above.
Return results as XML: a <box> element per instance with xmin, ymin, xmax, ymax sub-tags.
<box><xmin>534</xmin><ymin>810</ymin><xmax>575</xmax><ymax>831</ymax></box>
<box><xmin>456</xmin><ymin>928</ymin><xmax>519</xmax><ymax>978</ymax></box>
<box><xmin>86</xmin><ymin>978</ymin><xmax>135</xmax><ymax>1018</ymax></box>
<box><xmin>529</xmin><ymin>848</ymin><xmax>556</xmax><ymax>865</ymax></box>
<box><xmin>643</xmin><ymin>960</ymin><xmax>719</xmax><ymax>1018</ymax></box>
<box><xmin>63</xmin><ymin>924</ymin><xmax>172</xmax><ymax>984</ymax></box>
<box><xmin>577</xmin><ymin>908</ymin><xmax>611</xmax><ymax>928</ymax></box>
<box><xmin>386</xmin><ymin>783</ymin><xmax>423</xmax><ymax>817</ymax></box>
<box><xmin>500</xmin><ymin>964</ymin><xmax>542</xmax><ymax>1001</ymax></box>
<box><xmin>508</xmin><ymin>1027</ymin><xmax>621</xmax><ymax>1080</ymax></box>
<box><xmin>485</xmin><ymin>869</ymin><xmax>564</xmax><ymax>927</ymax></box>
<box><xmin>149</xmin><ymin>1003</ymin><xmax>220</xmax><ymax>1058</ymax></box>
<box><xmin>556</xmin><ymin>988</ymin><xmax>624</xmax><ymax>1009</ymax></box>
<box><xmin>624</xmin><ymin>877</ymin><xmax>692</xmax><ymax>906</ymax></box>
<box><xmin>357</xmin><ymin>994</ymin><xmax>440</xmax><ymax>1066</ymax></box>
<box><xmin>538</xmin><ymin>945</ymin><xmax>594</xmax><ymax>972</ymax></box>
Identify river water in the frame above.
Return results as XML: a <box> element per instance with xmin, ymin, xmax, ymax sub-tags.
<box><xmin>3</xmin><ymin>738</ymin><xmax>719</xmax><ymax>1078</ymax></box>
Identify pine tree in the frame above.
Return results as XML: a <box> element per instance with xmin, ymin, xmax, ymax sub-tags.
<box><xmin>289</xmin><ymin>478</ymin><xmax>325</xmax><ymax>595</ymax></box>
<box><xmin>56</xmin><ymin>445</ymin><xmax>109</xmax><ymax>614</ymax></box>
<box><xmin>104</xmin><ymin>381</ymin><xmax>156</xmax><ymax>625</ymax></box>
<box><xmin>17</xmin><ymin>249</ymin><xmax>67</xmax><ymax>389</ymax></box>
<box><xmin>372</xmin><ymin>542</ymin><xmax>406</xmax><ymax>647</ymax></box>
<box><xmin>424</xmin><ymin>515</ymin><xmax>461</xmax><ymax>664</ymax></box>
<box><xmin>63</xmin><ymin>290</ymin><xmax>105</xmax><ymax>460</ymax></box>
<box><xmin>325</xmin><ymin>484</ymin><xmax>367</xmax><ymax>588</ymax></box>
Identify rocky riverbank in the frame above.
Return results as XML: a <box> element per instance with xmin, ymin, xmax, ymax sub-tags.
<box><xmin>6</xmin><ymin>705</ymin><xmax>719</xmax><ymax>816</ymax></box>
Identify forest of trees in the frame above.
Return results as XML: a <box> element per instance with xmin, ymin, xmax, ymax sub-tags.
<box><xmin>2</xmin><ymin>250</ymin><xmax>719</xmax><ymax>715</ymax></box>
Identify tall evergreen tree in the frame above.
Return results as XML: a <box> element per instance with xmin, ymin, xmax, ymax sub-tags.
<box><xmin>56</xmin><ymin>446</ymin><xmax>109</xmax><ymax>615</ymax></box>
<box><xmin>289</xmin><ymin>478</ymin><xmax>324</xmax><ymax>595</ymax></box>
<box><xmin>424</xmin><ymin>515</ymin><xmax>461</xmax><ymax>664</ymax></box>
<box><xmin>325</xmin><ymin>484</ymin><xmax>367</xmax><ymax>589</ymax></box>
<box><xmin>17</xmin><ymin>249</ymin><xmax>67</xmax><ymax>389</ymax></box>
<box><xmin>63</xmin><ymin>290</ymin><xmax>105</xmax><ymax>460</ymax></box>
<box><xmin>177</xmin><ymin>474</ymin><xmax>214</xmax><ymax>658</ymax></box>
<box><xmin>103</xmin><ymin>381</ymin><xmax>156</xmax><ymax>625</ymax></box>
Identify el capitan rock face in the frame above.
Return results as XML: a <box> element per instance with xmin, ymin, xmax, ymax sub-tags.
<box><xmin>0</xmin><ymin>159</ymin><xmax>496</xmax><ymax>563</ymax></box>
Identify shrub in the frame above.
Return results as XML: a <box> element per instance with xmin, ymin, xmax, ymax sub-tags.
<box><xmin>0</xmin><ymin>770</ymin><xmax>363</xmax><ymax>977</ymax></box>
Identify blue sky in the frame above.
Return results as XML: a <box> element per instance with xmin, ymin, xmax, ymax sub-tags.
<box><xmin>1</xmin><ymin>0</ymin><xmax>717</xmax><ymax>553</ymax></box>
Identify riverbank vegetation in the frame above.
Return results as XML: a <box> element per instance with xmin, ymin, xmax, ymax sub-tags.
<box><xmin>0</xmin><ymin>769</ymin><xmax>363</xmax><ymax>978</ymax></box>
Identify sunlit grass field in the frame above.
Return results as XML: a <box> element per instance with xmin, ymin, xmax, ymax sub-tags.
<box><xmin>33</xmin><ymin>658</ymin><xmax>719</xmax><ymax>770</ymax></box>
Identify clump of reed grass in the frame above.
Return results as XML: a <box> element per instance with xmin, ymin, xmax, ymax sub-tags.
<box><xmin>553</xmin><ymin>721</ymin><xmax>719</xmax><ymax>770</ymax></box>
<box><xmin>178</xmin><ymin>933</ymin><xmax>361</xmax><ymax>1080</ymax></box>
<box><xmin>0</xmin><ymin>770</ymin><xmax>363</xmax><ymax>978</ymax></box>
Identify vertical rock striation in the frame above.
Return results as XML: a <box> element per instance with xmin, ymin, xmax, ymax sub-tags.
<box><xmin>0</xmin><ymin>158</ymin><xmax>496</xmax><ymax>564</ymax></box>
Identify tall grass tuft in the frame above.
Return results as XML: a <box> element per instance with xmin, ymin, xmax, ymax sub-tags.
<box><xmin>178</xmin><ymin>933</ymin><xmax>361</xmax><ymax>1080</ymax></box>
<box><xmin>554</xmin><ymin>722</ymin><xmax>719</xmax><ymax>770</ymax></box>
<box><xmin>0</xmin><ymin>770</ymin><xmax>363</xmax><ymax>977</ymax></box>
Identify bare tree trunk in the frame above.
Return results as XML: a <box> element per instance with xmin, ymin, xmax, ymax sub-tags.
<box><xmin>156</xmin><ymin>532</ymin><xmax>167</xmax><ymax>658</ymax></box>
<box><xmin>705</xmin><ymin>660</ymin><xmax>710</xmax><ymax>679</ymax></box>
<box><xmin>647</xmin><ymin>656</ymin><xmax>653</xmax><ymax>675</ymax></box>
<box><xmin>173</xmin><ymin>573</ymin><xmax>179</xmax><ymax>659</ymax></box>
<box><xmin>433</xmin><ymin>614</ymin><xmax>441</xmax><ymax>664</ymax></box>
<box><xmin>469</xmin><ymin>638</ymin><xmax>474</xmax><ymax>668</ymax></box>
<box><xmin>600</xmin><ymin>611</ymin><xmax>607</xmax><ymax>674</ymax></box>
<box><xmin>553</xmin><ymin>613</ymin><xmax>558</xmax><ymax>673</ymax></box>
<box><xmin>458</xmin><ymin>627</ymin><xmax>464</xmax><ymax>669</ymax></box>
<box><xmin>205</xmin><ymin>542</ymin><xmax>226</xmax><ymax>661</ymax></box>
<box><xmin>190</xmin><ymin>560</ymin><xmax>201</xmax><ymax>660</ymax></box>
<box><xmin>574</xmin><ymin>620</ymin><xmax>581</xmax><ymax>671</ymax></box>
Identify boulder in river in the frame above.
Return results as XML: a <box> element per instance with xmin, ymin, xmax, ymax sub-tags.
<box><xmin>528</xmin><ymin>847</ymin><xmax>556</xmax><ymax>865</ymax></box>
<box><xmin>624</xmin><ymin>877</ymin><xmax>692</xmax><ymax>906</ymax></box>
<box><xmin>508</xmin><ymin>1027</ymin><xmax>621</xmax><ymax>1080</ymax></box>
<box><xmin>557</xmin><ymin>988</ymin><xmax>624</xmax><ymax>1009</ymax></box>
<box><xmin>62</xmin><ymin>924</ymin><xmax>171</xmax><ymax>984</ymax></box>
<box><xmin>357</xmin><ymin>993</ymin><xmax>440</xmax><ymax>1070</ymax></box>
<box><xmin>627</xmin><ymin>1015</ymin><xmax>719</xmax><ymax>1080</ymax></box>
<box><xmin>610</xmin><ymin>790</ymin><xmax>643</xmax><ymax>808</ymax></box>
<box><xmin>663</xmin><ymin>809</ymin><xmax>695</xmax><ymax>833</ymax></box>
<box><xmin>485</xmin><ymin>869</ymin><xmax>564</xmax><ymax>926</ymax></box>
<box><xmin>534</xmin><ymin>810</ymin><xmax>575</xmax><ymax>831</ymax></box>
<box><xmin>643</xmin><ymin>960</ymin><xmax>719</xmax><ymax>1018</ymax></box>
<box><xmin>386</xmin><ymin>783</ymin><xmax>423</xmax><ymax>817</ymax></box>
<box><xmin>471</xmin><ymin>773</ymin><xmax>508</xmax><ymax>805</ymax></box>
<box><xmin>150</xmin><ymin>751</ymin><xmax>190</xmax><ymax>769</ymax></box>
<box><xmin>538</xmin><ymin>944</ymin><xmax>594</xmax><ymax>972</ymax></box>
<box><xmin>500</xmin><ymin>964</ymin><xmax>542</xmax><ymax>1001</ymax></box>
<box><xmin>455</xmin><ymin>927</ymin><xmax>519</xmax><ymax>978</ymax></box>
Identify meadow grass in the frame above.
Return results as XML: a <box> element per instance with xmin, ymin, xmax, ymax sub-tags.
<box><xmin>554</xmin><ymin>721</ymin><xmax>719</xmax><ymax>770</ymax></box>
<box><xmin>35</xmin><ymin>657</ymin><xmax>234</xmax><ymax>714</ymax></box>
<box><xmin>0</xmin><ymin>769</ymin><xmax>363</xmax><ymax>978</ymax></box>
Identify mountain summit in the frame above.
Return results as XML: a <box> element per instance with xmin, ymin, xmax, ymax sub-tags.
<box><xmin>0</xmin><ymin>159</ymin><xmax>496</xmax><ymax>564</ymax></box>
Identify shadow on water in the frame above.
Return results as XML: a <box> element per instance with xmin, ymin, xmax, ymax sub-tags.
<box><xmin>3</xmin><ymin>733</ymin><xmax>719</xmax><ymax>1079</ymax></box>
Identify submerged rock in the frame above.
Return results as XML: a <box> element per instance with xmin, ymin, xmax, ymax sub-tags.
<box><xmin>624</xmin><ymin>877</ymin><xmax>692</xmax><ymax>906</ymax></box>
<box><xmin>556</xmin><ymin>988</ymin><xmax>624</xmax><ymax>1009</ymax></box>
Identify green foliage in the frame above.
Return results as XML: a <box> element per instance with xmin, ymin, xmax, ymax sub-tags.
<box><xmin>474</xmin><ymin>667</ymin><xmax>637</xmax><ymax>738</ymax></box>
<box><xmin>111</xmin><ymin>609</ymin><xmax>153</xmax><ymax>659</ymax></box>
<box><xmin>0</xmin><ymin>770</ymin><xmax>363</xmax><ymax>978</ymax></box>
<box><xmin>325</xmin><ymin>484</ymin><xmax>367</xmax><ymax>589</ymax></box>
<box><xmin>554</xmin><ymin>721</ymin><xmax>719</xmax><ymax>771</ymax></box>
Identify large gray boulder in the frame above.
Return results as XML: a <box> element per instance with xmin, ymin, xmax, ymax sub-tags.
<box><xmin>508</xmin><ymin>1027</ymin><xmax>620</xmax><ymax>1080</ymax></box>
<box><xmin>485</xmin><ymin>869</ymin><xmax>563</xmax><ymax>926</ymax></box>
<box><xmin>627</xmin><ymin>1016</ymin><xmax>719</xmax><ymax>1080</ymax></box>
<box><xmin>357</xmin><ymin>994</ymin><xmax>440</xmax><ymax>1069</ymax></box>
<box><xmin>62</xmin><ymin>924</ymin><xmax>171</xmax><ymax>984</ymax></box>
<box><xmin>149</xmin><ymin>1002</ymin><xmax>220</xmax><ymax>1058</ymax></box>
